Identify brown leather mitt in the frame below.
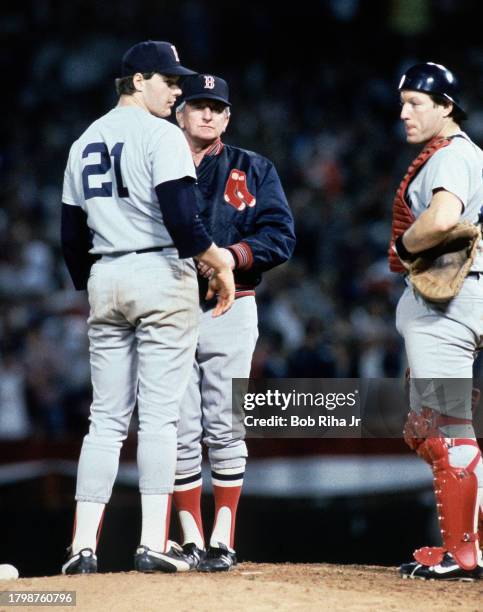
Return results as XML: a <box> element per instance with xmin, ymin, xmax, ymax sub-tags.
<box><xmin>409</xmin><ymin>221</ymin><xmax>481</xmax><ymax>303</ymax></box>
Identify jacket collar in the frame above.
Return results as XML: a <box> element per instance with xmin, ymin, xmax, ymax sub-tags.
<box><xmin>205</xmin><ymin>138</ymin><xmax>224</xmax><ymax>157</ymax></box>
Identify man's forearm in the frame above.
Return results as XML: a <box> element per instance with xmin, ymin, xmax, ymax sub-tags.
<box><xmin>402</xmin><ymin>190</ymin><xmax>462</xmax><ymax>253</ymax></box>
<box><xmin>403</xmin><ymin>211</ymin><xmax>452</xmax><ymax>252</ymax></box>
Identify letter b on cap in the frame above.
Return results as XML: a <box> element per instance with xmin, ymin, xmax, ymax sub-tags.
<box><xmin>204</xmin><ymin>76</ymin><xmax>215</xmax><ymax>89</ymax></box>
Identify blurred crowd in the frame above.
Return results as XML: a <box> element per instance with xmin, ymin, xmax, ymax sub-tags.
<box><xmin>1</xmin><ymin>0</ymin><xmax>482</xmax><ymax>439</ymax></box>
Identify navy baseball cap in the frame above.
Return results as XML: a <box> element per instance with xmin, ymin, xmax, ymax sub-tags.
<box><xmin>121</xmin><ymin>40</ymin><xmax>196</xmax><ymax>77</ymax></box>
<box><xmin>181</xmin><ymin>74</ymin><xmax>231</xmax><ymax>106</ymax></box>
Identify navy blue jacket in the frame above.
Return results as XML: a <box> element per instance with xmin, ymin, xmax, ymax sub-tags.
<box><xmin>196</xmin><ymin>142</ymin><xmax>295</xmax><ymax>299</ymax></box>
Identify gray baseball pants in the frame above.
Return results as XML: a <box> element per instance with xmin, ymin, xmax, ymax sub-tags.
<box><xmin>396</xmin><ymin>275</ymin><xmax>483</xmax><ymax>513</ymax></box>
<box><xmin>176</xmin><ymin>296</ymin><xmax>259</xmax><ymax>475</ymax></box>
<box><xmin>396</xmin><ymin>275</ymin><xmax>483</xmax><ymax>417</ymax></box>
<box><xmin>76</xmin><ymin>251</ymin><xmax>199</xmax><ymax>503</ymax></box>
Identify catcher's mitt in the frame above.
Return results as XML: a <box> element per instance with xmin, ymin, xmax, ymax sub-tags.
<box><xmin>408</xmin><ymin>221</ymin><xmax>481</xmax><ymax>303</ymax></box>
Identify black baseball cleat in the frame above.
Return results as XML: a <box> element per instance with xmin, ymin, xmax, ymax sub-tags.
<box><xmin>400</xmin><ymin>553</ymin><xmax>481</xmax><ymax>581</ymax></box>
<box><xmin>134</xmin><ymin>541</ymin><xmax>193</xmax><ymax>573</ymax></box>
<box><xmin>198</xmin><ymin>543</ymin><xmax>237</xmax><ymax>572</ymax></box>
<box><xmin>181</xmin><ymin>543</ymin><xmax>205</xmax><ymax>570</ymax></box>
<box><xmin>62</xmin><ymin>548</ymin><xmax>97</xmax><ymax>575</ymax></box>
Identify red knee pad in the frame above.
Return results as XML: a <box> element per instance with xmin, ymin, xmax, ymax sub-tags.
<box><xmin>404</xmin><ymin>406</ymin><xmax>474</xmax><ymax>463</ymax></box>
<box><xmin>403</xmin><ymin>408</ymin><xmax>439</xmax><ymax>462</ymax></box>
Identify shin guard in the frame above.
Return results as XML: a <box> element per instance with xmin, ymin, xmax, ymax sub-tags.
<box><xmin>414</xmin><ymin>437</ymin><xmax>480</xmax><ymax>570</ymax></box>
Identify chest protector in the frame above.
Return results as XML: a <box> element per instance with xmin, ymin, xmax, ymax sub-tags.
<box><xmin>388</xmin><ymin>137</ymin><xmax>452</xmax><ymax>272</ymax></box>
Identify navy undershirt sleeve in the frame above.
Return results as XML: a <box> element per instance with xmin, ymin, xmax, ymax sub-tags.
<box><xmin>155</xmin><ymin>177</ymin><xmax>212</xmax><ymax>258</ymax></box>
<box><xmin>61</xmin><ymin>204</ymin><xmax>99</xmax><ymax>290</ymax></box>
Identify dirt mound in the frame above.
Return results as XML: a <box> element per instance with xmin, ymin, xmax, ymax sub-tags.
<box><xmin>1</xmin><ymin>563</ymin><xmax>481</xmax><ymax>612</ymax></box>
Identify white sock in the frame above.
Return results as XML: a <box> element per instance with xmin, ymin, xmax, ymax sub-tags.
<box><xmin>210</xmin><ymin>507</ymin><xmax>233</xmax><ymax>550</ymax></box>
<box><xmin>140</xmin><ymin>494</ymin><xmax>171</xmax><ymax>552</ymax></box>
<box><xmin>72</xmin><ymin>501</ymin><xmax>105</xmax><ymax>554</ymax></box>
<box><xmin>178</xmin><ymin>510</ymin><xmax>204</xmax><ymax>549</ymax></box>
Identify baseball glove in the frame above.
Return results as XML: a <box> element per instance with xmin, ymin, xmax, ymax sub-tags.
<box><xmin>408</xmin><ymin>221</ymin><xmax>481</xmax><ymax>303</ymax></box>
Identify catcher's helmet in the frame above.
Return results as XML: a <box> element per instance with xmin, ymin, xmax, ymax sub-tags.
<box><xmin>398</xmin><ymin>62</ymin><xmax>466</xmax><ymax>116</ymax></box>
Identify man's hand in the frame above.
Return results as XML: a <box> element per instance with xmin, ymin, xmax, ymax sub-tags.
<box><xmin>195</xmin><ymin>244</ymin><xmax>236</xmax><ymax>316</ymax></box>
<box><xmin>206</xmin><ymin>267</ymin><xmax>236</xmax><ymax>316</ymax></box>
<box><xmin>197</xmin><ymin>248</ymin><xmax>235</xmax><ymax>278</ymax></box>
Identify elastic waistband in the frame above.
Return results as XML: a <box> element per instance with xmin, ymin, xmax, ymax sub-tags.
<box><xmin>234</xmin><ymin>289</ymin><xmax>256</xmax><ymax>298</ymax></box>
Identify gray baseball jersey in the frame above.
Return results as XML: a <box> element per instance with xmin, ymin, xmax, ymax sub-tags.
<box><xmin>62</xmin><ymin>105</ymin><xmax>200</xmax><ymax>503</ymax></box>
<box><xmin>63</xmin><ymin>106</ymin><xmax>196</xmax><ymax>253</ymax></box>
<box><xmin>396</xmin><ymin>132</ymin><xmax>483</xmax><ymax>413</ymax></box>
<box><xmin>407</xmin><ymin>131</ymin><xmax>483</xmax><ymax>270</ymax></box>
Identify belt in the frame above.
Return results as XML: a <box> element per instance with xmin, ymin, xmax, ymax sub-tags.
<box><xmin>99</xmin><ymin>246</ymin><xmax>174</xmax><ymax>259</ymax></box>
<box><xmin>135</xmin><ymin>246</ymin><xmax>172</xmax><ymax>254</ymax></box>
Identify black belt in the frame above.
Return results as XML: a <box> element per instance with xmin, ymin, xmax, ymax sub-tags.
<box><xmin>135</xmin><ymin>246</ymin><xmax>172</xmax><ymax>254</ymax></box>
<box><xmin>100</xmin><ymin>246</ymin><xmax>174</xmax><ymax>257</ymax></box>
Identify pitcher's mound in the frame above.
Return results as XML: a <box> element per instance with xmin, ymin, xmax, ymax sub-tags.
<box><xmin>3</xmin><ymin>562</ymin><xmax>481</xmax><ymax>611</ymax></box>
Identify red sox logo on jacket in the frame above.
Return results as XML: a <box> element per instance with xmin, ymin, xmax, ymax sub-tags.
<box><xmin>223</xmin><ymin>169</ymin><xmax>256</xmax><ymax>211</ymax></box>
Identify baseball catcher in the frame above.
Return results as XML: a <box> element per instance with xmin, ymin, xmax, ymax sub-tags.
<box><xmin>390</xmin><ymin>62</ymin><xmax>483</xmax><ymax>580</ymax></box>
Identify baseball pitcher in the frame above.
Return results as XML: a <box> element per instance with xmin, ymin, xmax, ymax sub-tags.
<box><xmin>60</xmin><ymin>41</ymin><xmax>235</xmax><ymax>575</ymax></box>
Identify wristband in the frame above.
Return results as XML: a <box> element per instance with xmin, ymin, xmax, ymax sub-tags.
<box><xmin>395</xmin><ymin>234</ymin><xmax>416</xmax><ymax>262</ymax></box>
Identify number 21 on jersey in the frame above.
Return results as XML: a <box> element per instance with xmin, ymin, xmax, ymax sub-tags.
<box><xmin>82</xmin><ymin>142</ymin><xmax>129</xmax><ymax>199</ymax></box>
